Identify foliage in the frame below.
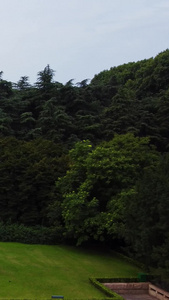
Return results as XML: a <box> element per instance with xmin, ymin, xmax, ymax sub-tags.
<box><xmin>0</xmin><ymin>50</ymin><xmax>169</xmax><ymax>271</ymax></box>
<box><xmin>89</xmin><ymin>278</ymin><xmax>124</xmax><ymax>299</ymax></box>
<box><xmin>0</xmin><ymin>50</ymin><xmax>169</xmax><ymax>149</ymax></box>
<box><xmin>16</xmin><ymin>76</ymin><xmax>31</xmax><ymax>90</ymax></box>
<box><xmin>36</xmin><ymin>64</ymin><xmax>55</xmax><ymax>92</ymax></box>
<box><xmin>122</xmin><ymin>154</ymin><xmax>169</xmax><ymax>270</ymax></box>
<box><xmin>53</xmin><ymin>134</ymin><xmax>159</xmax><ymax>245</ymax></box>
<box><xmin>0</xmin><ymin>222</ymin><xmax>62</xmax><ymax>244</ymax></box>
<box><xmin>0</xmin><ymin>137</ymin><xmax>68</xmax><ymax>226</ymax></box>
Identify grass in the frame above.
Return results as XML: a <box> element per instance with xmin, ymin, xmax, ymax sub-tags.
<box><xmin>0</xmin><ymin>242</ymin><xmax>142</xmax><ymax>299</ymax></box>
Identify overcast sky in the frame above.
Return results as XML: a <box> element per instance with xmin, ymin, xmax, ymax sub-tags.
<box><xmin>0</xmin><ymin>0</ymin><xmax>169</xmax><ymax>85</ymax></box>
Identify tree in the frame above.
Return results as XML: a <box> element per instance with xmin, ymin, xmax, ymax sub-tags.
<box><xmin>0</xmin><ymin>137</ymin><xmax>68</xmax><ymax>226</ymax></box>
<box><xmin>52</xmin><ymin>134</ymin><xmax>159</xmax><ymax>245</ymax></box>
<box><xmin>17</xmin><ymin>76</ymin><xmax>31</xmax><ymax>90</ymax></box>
<box><xmin>0</xmin><ymin>108</ymin><xmax>13</xmax><ymax>135</ymax></box>
<box><xmin>37</xmin><ymin>98</ymin><xmax>74</xmax><ymax>142</ymax></box>
<box><xmin>0</xmin><ymin>79</ymin><xmax>13</xmax><ymax>99</ymax></box>
<box><xmin>122</xmin><ymin>154</ymin><xmax>169</xmax><ymax>270</ymax></box>
<box><xmin>36</xmin><ymin>65</ymin><xmax>55</xmax><ymax>93</ymax></box>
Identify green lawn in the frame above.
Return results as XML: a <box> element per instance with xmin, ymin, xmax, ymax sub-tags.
<box><xmin>0</xmin><ymin>242</ymin><xmax>141</xmax><ymax>299</ymax></box>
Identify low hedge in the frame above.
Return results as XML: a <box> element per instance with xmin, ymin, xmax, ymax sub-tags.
<box><xmin>89</xmin><ymin>278</ymin><xmax>124</xmax><ymax>300</ymax></box>
<box><xmin>89</xmin><ymin>275</ymin><xmax>162</xmax><ymax>299</ymax></box>
<box><xmin>0</xmin><ymin>222</ymin><xmax>63</xmax><ymax>244</ymax></box>
<box><xmin>97</xmin><ymin>274</ymin><xmax>161</xmax><ymax>283</ymax></box>
<box><xmin>95</xmin><ymin>277</ymin><xmax>138</xmax><ymax>283</ymax></box>
<box><xmin>93</xmin><ymin>275</ymin><xmax>161</xmax><ymax>283</ymax></box>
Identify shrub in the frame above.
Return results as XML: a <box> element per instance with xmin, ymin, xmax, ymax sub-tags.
<box><xmin>89</xmin><ymin>278</ymin><xmax>124</xmax><ymax>300</ymax></box>
<box><xmin>0</xmin><ymin>222</ymin><xmax>63</xmax><ymax>244</ymax></box>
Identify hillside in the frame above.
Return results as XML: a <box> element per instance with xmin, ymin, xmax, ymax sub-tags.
<box><xmin>0</xmin><ymin>49</ymin><xmax>169</xmax><ymax>271</ymax></box>
<box><xmin>0</xmin><ymin>242</ymin><xmax>141</xmax><ymax>299</ymax></box>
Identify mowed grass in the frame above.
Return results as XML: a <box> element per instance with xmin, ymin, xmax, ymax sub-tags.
<box><xmin>0</xmin><ymin>242</ymin><xmax>141</xmax><ymax>299</ymax></box>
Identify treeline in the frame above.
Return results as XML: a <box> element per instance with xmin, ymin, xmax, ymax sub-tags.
<box><xmin>0</xmin><ymin>49</ymin><xmax>169</xmax><ymax>271</ymax></box>
<box><xmin>0</xmin><ymin>49</ymin><xmax>169</xmax><ymax>151</ymax></box>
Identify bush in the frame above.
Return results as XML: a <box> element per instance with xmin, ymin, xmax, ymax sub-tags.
<box><xmin>95</xmin><ymin>277</ymin><xmax>138</xmax><ymax>283</ymax></box>
<box><xmin>0</xmin><ymin>222</ymin><xmax>63</xmax><ymax>244</ymax></box>
<box><xmin>89</xmin><ymin>278</ymin><xmax>124</xmax><ymax>300</ymax></box>
<box><xmin>95</xmin><ymin>275</ymin><xmax>161</xmax><ymax>283</ymax></box>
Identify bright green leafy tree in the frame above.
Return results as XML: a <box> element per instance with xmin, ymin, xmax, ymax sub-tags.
<box><xmin>53</xmin><ymin>134</ymin><xmax>159</xmax><ymax>245</ymax></box>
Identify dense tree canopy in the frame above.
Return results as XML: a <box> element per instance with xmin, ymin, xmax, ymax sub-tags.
<box><xmin>0</xmin><ymin>50</ymin><xmax>169</xmax><ymax>271</ymax></box>
<box><xmin>0</xmin><ymin>137</ymin><xmax>68</xmax><ymax>226</ymax></box>
<box><xmin>51</xmin><ymin>134</ymin><xmax>159</xmax><ymax>246</ymax></box>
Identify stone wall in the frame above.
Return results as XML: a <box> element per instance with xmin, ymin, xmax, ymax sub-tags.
<box><xmin>104</xmin><ymin>282</ymin><xmax>149</xmax><ymax>295</ymax></box>
<box><xmin>149</xmin><ymin>284</ymin><xmax>169</xmax><ymax>300</ymax></box>
<box><xmin>103</xmin><ymin>282</ymin><xmax>169</xmax><ymax>299</ymax></box>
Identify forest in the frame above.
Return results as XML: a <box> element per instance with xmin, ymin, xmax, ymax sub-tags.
<box><xmin>0</xmin><ymin>49</ymin><xmax>169</xmax><ymax>271</ymax></box>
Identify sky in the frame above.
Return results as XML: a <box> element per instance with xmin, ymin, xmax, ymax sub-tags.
<box><xmin>0</xmin><ymin>0</ymin><xmax>169</xmax><ymax>85</ymax></box>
